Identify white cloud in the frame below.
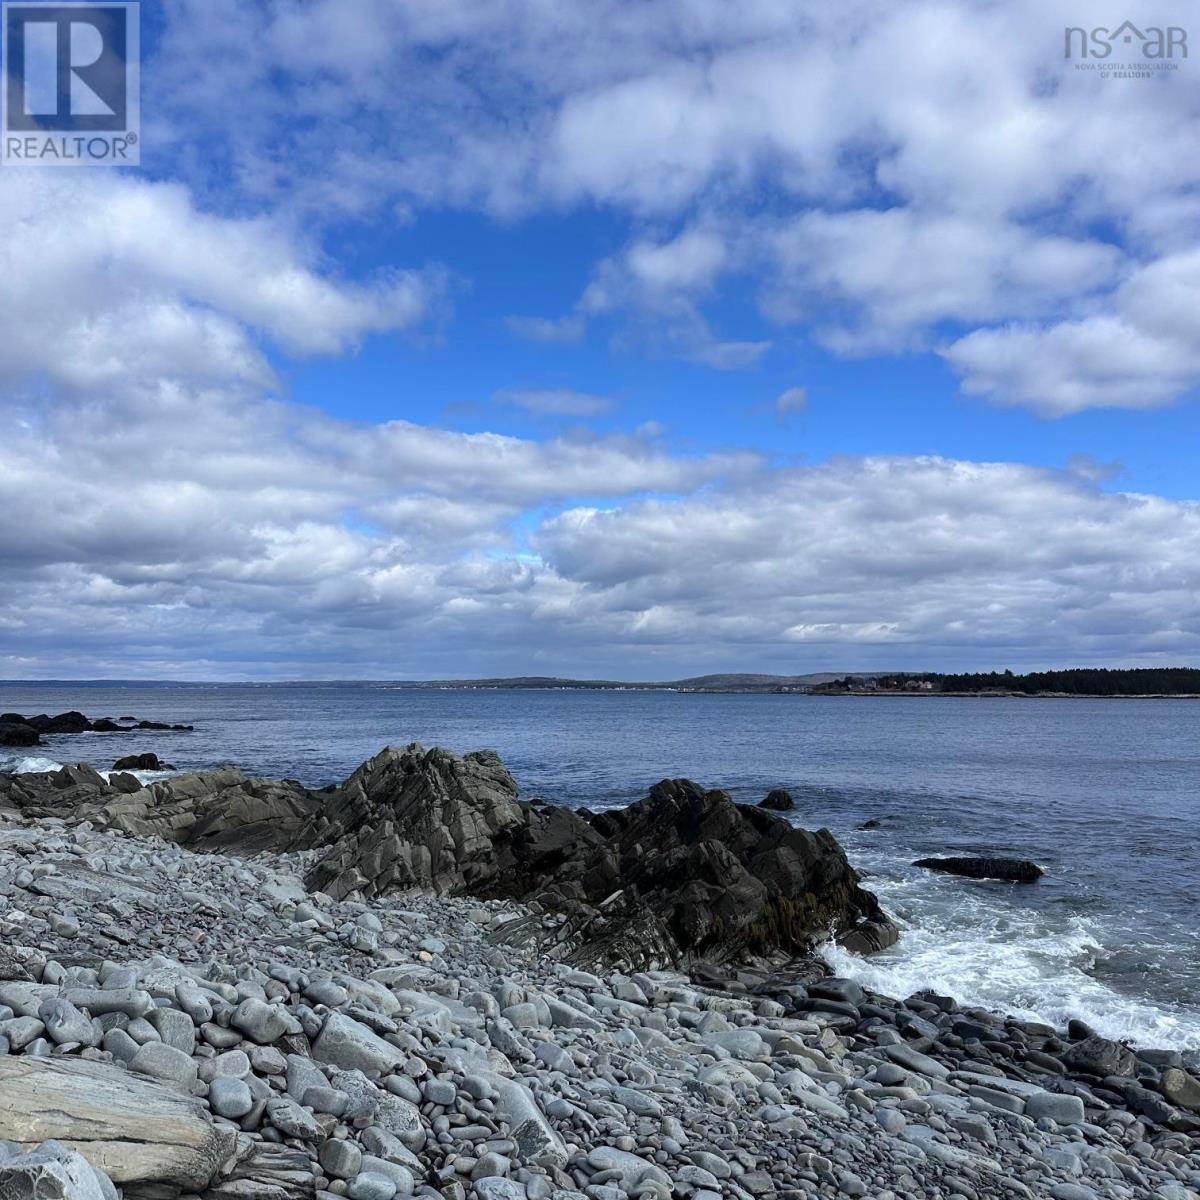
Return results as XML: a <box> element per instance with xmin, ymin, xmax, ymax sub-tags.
<box><xmin>775</xmin><ymin>387</ymin><xmax>808</xmax><ymax>417</ymax></box>
<box><xmin>763</xmin><ymin>209</ymin><xmax>1122</xmax><ymax>353</ymax></box>
<box><xmin>494</xmin><ymin>388</ymin><xmax>613</xmax><ymax>417</ymax></box>
<box><xmin>2</xmin><ymin>393</ymin><xmax>1199</xmax><ymax>678</ymax></box>
<box><xmin>142</xmin><ymin>0</ymin><xmax>1200</xmax><ymax>409</ymax></box>
<box><xmin>504</xmin><ymin>314</ymin><xmax>586</xmax><ymax>344</ymax></box>
<box><xmin>944</xmin><ymin>248</ymin><xmax>1200</xmax><ymax>415</ymax></box>
<box><xmin>0</xmin><ymin>172</ymin><xmax>439</xmax><ymax>394</ymax></box>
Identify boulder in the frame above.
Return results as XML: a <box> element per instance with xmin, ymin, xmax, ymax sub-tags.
<box><xmin>0</xmin><ymin>1140</ymin><xmax>111</xmax><ymax>1200</ymax></box>
<box><xmin>1160</xmin><ymin>1067</ymin><xmax>1200</xmax><ymax>1113</ymax></box>
<box><xmin>758</xmin><ymin>789</ymin><xmax>794</xmax><ymax>811</ymax></box>
<box><xmin>912</xmin><ymin>856</ymin><xmax>1044</xmax><ymax>883</ymax></box>
<box><xmin>26</xmin><ymin>711</ymin><xmax>93</xmax><ymax>734</ymax></box>
<box><xmin>311</xmin><ymin>1012</ymin><xmax>406</xmax><ymax>1075</ymax></box>
<box><xmin>0</xmin><ymin>721</ymin><xmax>40</xmax><ymax>748</ymax></box>
<box><xmin>1062</xmin><ymin>1036</ymin><xmax>1138</xmax><ymax>1078</ymax></box>
<box><xmin>0</xmin><ymin>1056</ymin><xmax>234</xmax><ymax>1190</ymax></box>
<box><xmin>111</xmin><ymin>752</ymin><xmax>173</xmax><ymax>772</ymax></box>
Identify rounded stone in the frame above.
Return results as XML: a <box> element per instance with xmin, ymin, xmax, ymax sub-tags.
<box><xmin>231</xmin><ymin>997</ymin><xmax>289</xmax><ymax>1045</ymax></box>
<box><xmin>347</xmin><ymin>1171</ymin><xmax>398</xmax><ymax>1200</ymax></box>
<box><xmin>319</xmin><ymin>1139</ymin><xmax>363</xmax><ymax>1181</ymax></box>
<box><xmin>1026</xmin><ymin>1092</ymin><xmax>1086</xmax><ymax>1125</ymax></box>
<box><xmin>209</xmin><ymin>1076</ymin><xmax>255</xmax><ymax>1120</ymax></box>
<box><xmin>130</xmin><ymin>1041</ymin><xmax>198</xmax><ymax>1087</ymax></box>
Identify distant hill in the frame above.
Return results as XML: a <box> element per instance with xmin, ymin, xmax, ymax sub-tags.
<box><xmin>376</xmin><ymin>672</ymin><xmax>858</xmax><ymax>692</ymax></box>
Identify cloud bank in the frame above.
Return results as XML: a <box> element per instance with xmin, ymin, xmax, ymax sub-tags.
<box><xmin>149</xmin><ymin>0</ymin><xmax>1200</xmax><ymax>414</ymax></box>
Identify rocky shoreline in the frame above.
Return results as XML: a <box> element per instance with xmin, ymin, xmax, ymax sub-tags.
<box><xmin>1</xmin><ymin>738</ymin><xmax>1198</xmax><ymax>1200</ymax></box>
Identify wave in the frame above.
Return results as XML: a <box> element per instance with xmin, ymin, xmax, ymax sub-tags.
<box><xmin>1</xmin><ymin>754</ymin><xmax>177</xmax><ymax>786</ymax></box>
<box><xmin>825</xmin><ymin>861</ymin><xmax>1200</xmax><ymax>1050</ymax></box>
<box><xmin>0</xmin><ymin>753</ymin><xmax>65</xmax><ymax>775</ymax></box>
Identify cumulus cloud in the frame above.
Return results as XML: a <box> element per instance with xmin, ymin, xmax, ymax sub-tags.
<box><xmin>943</xmin><ymin>249</ymin><xmax>1200</xmax><ymax>415</ymax></box>
<box><xmin>2</xmin><ymin>393</ymin><xmax>1198</xmax><ymax>678</ymax></box>
<box><xmin>0</xmin><ymin>172</ymin><xmax>439</xmax><ymax>394</ymax></box>
<box><xmin>141</xmin><ymin>0</ymin><xmax>1200</xmax><ymax>411</ymax></box>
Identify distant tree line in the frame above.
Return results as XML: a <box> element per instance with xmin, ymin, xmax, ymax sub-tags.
<box><xmin>817</xmin><ymin>668</ymin><xmax>1200</xmax><ymax>695</ymax></box>
<box><xmin>934</xmin><ymin>668</ymin><xmax>1200</xmax><ymax>695</ymax></box>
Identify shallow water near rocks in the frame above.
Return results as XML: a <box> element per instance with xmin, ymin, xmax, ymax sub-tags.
<box><xmin>2</xmin><ymin>682</ymin><xmax>1198</xmax><ymax>1047</ymax></box>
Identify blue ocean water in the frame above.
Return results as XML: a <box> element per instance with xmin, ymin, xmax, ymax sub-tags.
<box><xmin>2</xmin><ymin>682</ymin><xmax>1198</xmax><ymax>1047</ymax></box>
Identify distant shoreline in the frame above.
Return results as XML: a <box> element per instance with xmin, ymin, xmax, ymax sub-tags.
<box><xmin>810</xmin><ymin>689</ymin><xmax>1200</xmax><ymax>699</ymax></box>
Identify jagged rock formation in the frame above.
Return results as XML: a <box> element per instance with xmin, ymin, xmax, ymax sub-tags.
<box><xmin>299</xmin><ymin>746</ymin><xmax>535</xmax><ymax>897</ymax></box>
<box><xmin>1</xmin><ymin>744</ymin><xmax>897</xmax><ymax>971</ymax></box>
<box><xmin>0</xmin><ymin>764</ymin><xmax>321</xmax><ymax>854</ymax></box>
<box><xmin>298</xmin><ymin>746</ymin><xmax>896</xmax><ymax>968</ymax></box>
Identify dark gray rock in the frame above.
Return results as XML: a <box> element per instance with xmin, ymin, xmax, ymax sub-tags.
<box><xmin>1062</xmin><ymin>1036</ymin><xmax>1138</xmax><ymax>1078</ymax></box>
<box><xmin>912</xmin><ymin>856</ymin><xmax>1044</xmax><ymax>883</ymax></box>
<box><xmin>0</xmin><ymin>722</ymin><xmax>40</xmax><ymax>748</ymax></box>
<box><xmin>111</xmin><ymin>752</ymin><xmax>173</xmax><ymax>772</ymax></box>
<box><xmin>758</xmin><ymin>789</ymin><xmax>794</xmax><ymax>811</ymax></box>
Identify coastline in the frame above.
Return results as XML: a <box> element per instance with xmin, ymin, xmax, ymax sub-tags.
<box><xmin>2</xmin><ymin>752</ymin><xmax>1199</xmax><ymax>1199</ymax></box>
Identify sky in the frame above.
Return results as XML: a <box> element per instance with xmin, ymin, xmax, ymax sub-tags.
<box><xmin>2</xmin><ymin>0</ymin><xmax>1200</xmax><ymax>681</ymax></box>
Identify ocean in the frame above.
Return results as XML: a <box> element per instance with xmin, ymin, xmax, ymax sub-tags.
<box><xmin>2</xmin><ymin>681</ymin><xmax>1198</xmax><ymax>1049</ymax></box>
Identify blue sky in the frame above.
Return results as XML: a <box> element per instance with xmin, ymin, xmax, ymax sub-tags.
<box><xmin>1</xmin><ymin>0</ymin><xmax>1199</xmax><ymax>679</ymax></box>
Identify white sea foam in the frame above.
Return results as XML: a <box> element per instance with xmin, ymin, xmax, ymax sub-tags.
<box><xmin>101</xmin><ymin>768</ymin><xmax>177</xmax><ymax>785</ymax></box>
<box><xmin>825</xmin><ymin>868</ymin><xmax>1200</xmax><ymax>1050</ymax></box>
<box><xmin>0</xmin><ymin>753</ymin><xmax>64</xmax><ymax>775</ymax></box>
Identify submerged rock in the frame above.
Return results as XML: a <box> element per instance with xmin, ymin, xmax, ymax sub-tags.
<box><xmin>913</xmin><ymin>855</ymin><xmax>1044</xmax><ymax>883</ymax></box>
<box><xmin>758</xmin><ymin>788</ymin><xmax>795</xmax><ymax>811</ymax></box>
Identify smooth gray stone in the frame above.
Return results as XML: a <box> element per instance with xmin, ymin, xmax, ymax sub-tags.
<box><xmin>312</xmin><ymin>1013</ymin><xmax>406</xmax><ymax>1074</ymax></box>
<box><xmin>348</xmin><ymin>1172</ymin><xmax>399</xmax><ymax>1200</ymax></box>
<box><xmin>1026</xmin><ymin>1092</ymin><xmax>1086</xmax><ymax>1125</ymax></box>
<box><xmin>883</xmin><ymin>1044</ymin><xmax>950</xmax><ymax>1079</ymax></box>
<box><xmin>319</xmin><ymin>1138</ymin><xmax>364</xmax><ymax>1180</ymax></box>
<box><xmin>148</xmin><ymin>1006</ymin><xmax>197</xmax><ymax>1054</ymax></box>
<box><xmin>39</xmin><ymin>998</ymin><xmax>99</xmax><ymax>1047</ymax></box>
<box><xmin>230</xmin><ymin>997</ymin><xmax>289</xmax><ymax>1045</ymax></box>
<box><xmin>62</xmin><ymin>989</ymin><xmax>154</xmax><ymax>1019</ymax></box>
<box><xmin>130</xmin><ymin>1041</ymin><xmax>199</xmax><ymax>1088</ymax></box>
<box><xmin>209</xmin><ymin>1076</ymin><xmax>254</xmax><ymax>1120</ymax></box>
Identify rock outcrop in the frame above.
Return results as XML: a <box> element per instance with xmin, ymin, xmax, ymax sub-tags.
<box><xmin>0</xmin><ymin>1056</ymin><xmax>235</xmax><ymax>1191</ymax></box>
<box><xmin>0</xmin><ymin>711</ymin><xmax>194</xmax><ymax>740</ymax></box>
<box><xmin>3</xmin><ymin>743</ymin><xmax>897</xmax><ymax>970</ymax></box>
<box><xmin>0</xmin><ymin>719</ymin><xmax>40</xmax><ymax>747</ymax></box>
<box><xmin>913</xmin><ymin>856</ymin><xmax>1044</xmax><ymax>883</ymax></box>
<box><xmin>112</xmin><ymin>752</ymin><xmax>174</xmax><ymax>771</ymax></box>
<box><xmin>0</xmin><ymin>765</ymin><xmax>321</xmax><ymax>854</ymax></box>
<box><xmin>299</xmin><ymin>746</ymin><xmax>897</xmax><ymax>968</ymax></box>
